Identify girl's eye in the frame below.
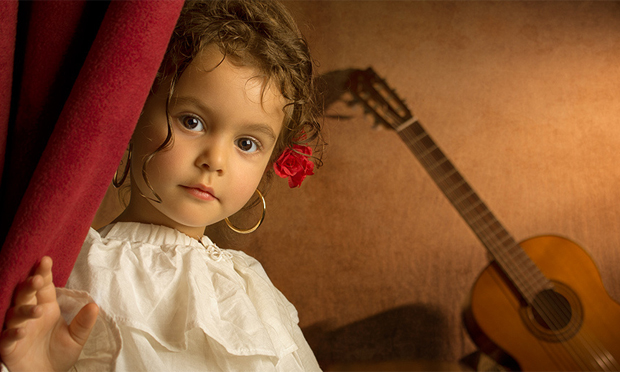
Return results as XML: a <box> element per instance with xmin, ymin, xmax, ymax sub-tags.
<box><xmin>236</xmin><ymin>138</ymin><xmax>260</xmax><ymax>153</ymax></box>
<box><xmin>181</xmin><ymin>116</ymin><xmax>204</xmax><ymax>131</ymax></box>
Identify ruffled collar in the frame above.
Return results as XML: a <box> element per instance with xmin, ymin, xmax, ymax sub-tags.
<box><xmin>98</xmin><ymin>222</ymin><xmax>231</xmax><ymax>261</ymax></box>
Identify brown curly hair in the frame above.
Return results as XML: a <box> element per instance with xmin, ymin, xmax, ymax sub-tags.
<box><xmin>146</xmin><ymin>0</ymin><xmax>323</xmax><ymax>183</ymax></box>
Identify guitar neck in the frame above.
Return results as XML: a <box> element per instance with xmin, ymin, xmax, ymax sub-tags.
<box><xmin>396</xmin><ymin>118</ymin><xmax>552</xmax><ymax>303</ymax></box>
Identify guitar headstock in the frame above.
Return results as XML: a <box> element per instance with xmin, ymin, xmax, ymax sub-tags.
<box><xmin>349</xmin><ymin>68</ymin><xmax>414</xmax><ymax>131</ymax></box>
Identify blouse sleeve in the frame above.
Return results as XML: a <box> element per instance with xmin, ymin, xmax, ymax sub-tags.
<box><xmin>56</xmin><ymin>287</ymin><xmax>122</xmax><ymax>370</ymax></box>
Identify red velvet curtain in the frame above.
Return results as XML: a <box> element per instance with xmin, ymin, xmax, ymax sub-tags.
<box><xmin>0</xmin><ymin>0</ymin><xmax>184</xmax><ymax>327</ymax></box>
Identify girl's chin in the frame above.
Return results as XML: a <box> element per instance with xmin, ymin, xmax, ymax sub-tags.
<box><xmin>156</xmin><ymin>207</ymin><xmax>223</xmax><ymax>228</ymax></box>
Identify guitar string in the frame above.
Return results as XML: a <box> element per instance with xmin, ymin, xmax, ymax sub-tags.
<box><xmin>397</xmin><ymin>122</ymin><xmax>618</xmax><ymax>371</ymax></box>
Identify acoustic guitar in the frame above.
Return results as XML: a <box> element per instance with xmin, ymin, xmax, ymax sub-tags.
<box><xmin>348</xmin><ymin>67</ymin><xmax>620</xmax><ymax>371</ymax></box>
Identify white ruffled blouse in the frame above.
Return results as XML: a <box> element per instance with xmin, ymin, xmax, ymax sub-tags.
<box><xmin>57</xmin><ymin>222</ymin><xmax>321</xmax><ymax>371</ymax></box>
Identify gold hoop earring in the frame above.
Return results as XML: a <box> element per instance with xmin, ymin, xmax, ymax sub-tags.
<box><xmin>113</xmin><ymin>143</ymin><xmax>132</xmax><ymax>188</ymax></box>
<box><xmin>225</xmin><ymin>189</ymin><xmax>266</xmax><ymax>234</ymax></box>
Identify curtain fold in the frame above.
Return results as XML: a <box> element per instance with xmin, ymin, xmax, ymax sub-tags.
<box><xmin>0</xmin><ymin>0</ymin><xmax>184</xmax><ymax>328</ymax></box>
<box><xmin>0</xmin><ymin>0</ymin><xmax>18</xmax><ymax>180</ymax></box>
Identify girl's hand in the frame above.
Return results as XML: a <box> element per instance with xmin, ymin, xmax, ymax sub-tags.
<box><xmin>0</xmin><ymin>256</ymin><xmax>99</xmax><ymax>372</ymax></box>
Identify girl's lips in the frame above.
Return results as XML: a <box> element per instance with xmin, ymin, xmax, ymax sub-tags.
<box><xmin>182</xmin><ymin>185</ymin><xmax>217</xmax><ymax>201</ymax></box>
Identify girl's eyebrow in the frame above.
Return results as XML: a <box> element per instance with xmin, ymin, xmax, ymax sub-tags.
<box><xmin>171</xmin><ymin>96</ymin><xmax>210</xmax><ymax>114</ymax></box>
<box><xmin>244</xmin><ymin>123</ymin><xmax>277</xmax><ymax>142</ymax></box>
<box><xmin>172</xmin><ymin>96</ymin><xmax>277</xmax><ymax>142</ymax></box>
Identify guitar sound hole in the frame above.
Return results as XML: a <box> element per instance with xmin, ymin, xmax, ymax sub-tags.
<box><xmin>519</xmin><ymin>281</ymin><xmax>582</xmax><ymax>342</ymax></box>
<box><xmin>531</xmin><ymin>289</ymin><xmax>572</xmax><ymax>330</ymax></box>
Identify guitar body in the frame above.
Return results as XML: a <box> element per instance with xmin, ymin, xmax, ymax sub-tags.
<box><xmin>464</xmin><ymin>235</ymin><xmax>620</xmax><ymax>371</ymax></box>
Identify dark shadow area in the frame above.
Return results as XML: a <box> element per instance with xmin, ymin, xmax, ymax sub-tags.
<box><xmin>314</xmin><ymin>68</ymin><xmax>360</xmax><ymax>119</ymax></box>
<box><xmin>303</xmin><ymin>304</ymin><xmax>450</xmax><ymax>369</ymax></box>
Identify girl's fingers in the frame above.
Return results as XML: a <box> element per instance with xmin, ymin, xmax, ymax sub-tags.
<box><xmin>68</xmin><ymin>303</ymin><xmax>99</xmax><ymax>346</ymax></box>
<box><xmin>0</xmin><ymin>327</ymin><xmax>25</xmax><ymax>352</ymax></box>
<box><xmin>4</xmin><ymin>305</ymin><xmax>42</xmax><ymax>329</ymax></box>
<box><xmin>33</xmin><ymin>256</ymin><xmax>57</xmax><ymax>304</ymax></box>
<box><xmin>12</xmin><ymin>257</ymin><xmax>55</xmax><ymax>306</ymax></box>
<box><xmin>13</xmin><ymin>275</ymin><xmax>43</xmax><ymax>306</ymax></box>
<box><xmin>34</xmin><ymin>256</ymin><xmax>53</xmax><ymax>283</ymax></box>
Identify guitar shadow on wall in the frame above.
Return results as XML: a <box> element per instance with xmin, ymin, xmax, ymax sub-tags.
<box><xmin>313</xmin><ymin>68</ymin><xmax>361</xmax><ymax>119</ymax></box>
<box><xmin>308</xmin><ymin>71</ymin><xmax>451</xmax><ymax>367</ymax></box>
<box><xmin>302</xmin><ymin>304</ymin><xmax>450</xmax><ymax>369</ymax></box>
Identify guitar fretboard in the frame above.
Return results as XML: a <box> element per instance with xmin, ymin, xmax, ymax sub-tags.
<box><xmin>397</xmin><ymin>118</ymin><xmax>552</xmax><ymax>303</ymax></box>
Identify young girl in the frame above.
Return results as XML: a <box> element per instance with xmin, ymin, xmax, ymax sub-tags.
<box><xmin>0</xmin><ymin>0</ymin><xmax>323</xmax><ymax>370</ymax></box>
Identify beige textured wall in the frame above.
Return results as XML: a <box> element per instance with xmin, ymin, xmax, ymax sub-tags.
<box><xmin>96</xmin><ymin>1</ymin><xmax>620</xmax><ymax>368</ymax></box>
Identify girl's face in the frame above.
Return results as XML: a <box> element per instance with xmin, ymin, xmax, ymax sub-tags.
<box><xmin>120</xmin><ymin>45</ymin><xmax>285</xmax><ymax>239</ymax></box>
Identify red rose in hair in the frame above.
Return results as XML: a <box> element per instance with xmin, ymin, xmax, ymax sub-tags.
<box><xmin>274</xmin><ymin>145</ymin><xmax>315</xmax><ymax>188</ymax></box>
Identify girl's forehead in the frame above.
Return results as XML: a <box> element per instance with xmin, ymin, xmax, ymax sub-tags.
<box><xmin>187</xmin><ymin>44</ymin><xmax>287</xmax><ymax>107</ymax></box>
<box><xmin>192</xmin><ymin>44</ymin><xmax>229</xmax><ymax>71</ymax></box>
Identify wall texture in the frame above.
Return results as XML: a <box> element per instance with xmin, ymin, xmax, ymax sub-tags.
<box><xmin>96</xmin><ymin>1</ymin><xmax>620</xmax><ymax>369</ymax></box>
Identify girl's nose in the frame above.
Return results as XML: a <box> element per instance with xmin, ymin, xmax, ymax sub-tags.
<box><xmin>196</xmin><ymin>140</ymin><xmax>227</xmax><ymax>173</ymax></box>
